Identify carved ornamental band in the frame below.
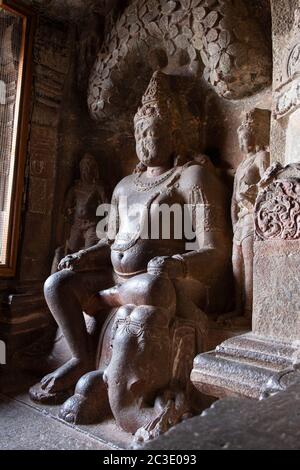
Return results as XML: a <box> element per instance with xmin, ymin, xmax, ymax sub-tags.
<box><xmin>255</xmin><ymin>179</ymin><xmax>300</xmax><ymax>241</ymax></box>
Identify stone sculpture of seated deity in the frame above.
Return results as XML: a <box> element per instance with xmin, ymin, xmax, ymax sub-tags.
<box><xmin>29</xmin><ymin>71</ymin><xmax>232</xmax><ymax>440</ymax></box>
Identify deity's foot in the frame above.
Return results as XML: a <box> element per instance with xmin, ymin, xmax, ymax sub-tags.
<box><xmin>28</xmin><ymin>384</ymin><xmax>72</xmax><ymax>405</ymax></box>
<box><xmin>59</xmin><ymin>370</ymin><xmax>110</xmax><ymax>424</ymax></box>
<box><xmin>29</xmin><ymin>358</ymin><xmax>92</xmax><ymax>405</ymax></box>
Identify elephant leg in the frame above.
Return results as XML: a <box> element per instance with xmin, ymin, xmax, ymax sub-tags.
<box><xmin>59</xmin><ymin>370</ymin><xmax>110</xmax><ymax>425</ymax></box>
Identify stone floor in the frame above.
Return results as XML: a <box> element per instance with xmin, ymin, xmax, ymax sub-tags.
<box><xmin>3</xmin><ymin>367</ymin><xmax>300</xmax><ymax>450</ymax></box>
<box><xmin>0</xmin><ymin>369</ymin><xmax>132</xmax><ymax>450</ymax></box>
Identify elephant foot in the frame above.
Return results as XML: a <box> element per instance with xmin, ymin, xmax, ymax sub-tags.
<box><xmin>59</xmin><ymin>370</ymin><xmax>110</xmax><ymax>425</ymax></box>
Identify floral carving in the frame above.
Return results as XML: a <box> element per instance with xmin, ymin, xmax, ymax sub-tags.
<box><xmin>88</xmin><ymin>0</ymin><xmax>272</xmax><ymax>121</ymax></box>
<box><xmin>255</xmin><ymin>179</ymin><xmax>300</xmax><ymax>241</ymax></box>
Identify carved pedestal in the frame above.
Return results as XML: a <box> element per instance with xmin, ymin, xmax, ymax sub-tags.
<box><xmin>0</xmin><ymin>282</ymin><xmax>56</xmax><ymax>367</ymax></box>
<box><xmin>191</xmin><ymin>165</ymin><xmax>300</xmax><ymax>399</ymax></box>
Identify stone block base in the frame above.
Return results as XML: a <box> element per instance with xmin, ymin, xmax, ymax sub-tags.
<box><xmin>191</xmin><ymin>333</ymin><xmax>300</xmax><ymax>399</ymax></box>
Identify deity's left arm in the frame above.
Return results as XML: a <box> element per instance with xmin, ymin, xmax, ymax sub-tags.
<box><xmin>257</xmin><ymin>150</ymin><xmax>270</xmax><ymax>178</ymax></box>
<box><xmin>175</xmin><ymin>164</ymin><xmax>231</xmax><ymax>282</ymax></box>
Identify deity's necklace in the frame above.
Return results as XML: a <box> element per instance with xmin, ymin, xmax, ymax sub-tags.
<box><xmin>112</xmin><ymin>167</ymin><xmax>182</xmax><ymax>253</ymax></box>
<box><xmin>133</xmin><ymin>166</ymin><xmax>177</xmax><ymax>192</ymax></box>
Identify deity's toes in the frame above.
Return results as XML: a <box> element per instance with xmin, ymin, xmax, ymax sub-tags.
<box><xmin>29</xmin><ymin>382</ymin><xmax>72</xmax><ymax>405</ymax></box>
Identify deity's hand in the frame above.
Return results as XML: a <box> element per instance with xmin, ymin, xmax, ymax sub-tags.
<box><xmin>147</xmin><ymin>256</ymin><xmax>186</xmax><ymax>280</ymax></box>
<box><xmin>259</xmin><ymin>161</ymin><xmax>282</xmax><ymax>188</ymax></box>
<box><xmin>58</xmin><ymin>250</ymin><xmax>89</xmax><ymax>272</ymax></box>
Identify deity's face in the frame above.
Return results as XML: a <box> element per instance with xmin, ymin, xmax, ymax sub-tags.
<box><xmin>238</xmin><ymin>127</ymin><xmax>255</xmax><ymax>156</ymax></box>
<box><xmin>134</xmin><ymin>116</ymin><xmax>174</xmax><ymax>167</ymax></box>
<box><xmin>80</xmin><ymin>154</ymin><xmax>99</xmax><ymax>183</ymax></box>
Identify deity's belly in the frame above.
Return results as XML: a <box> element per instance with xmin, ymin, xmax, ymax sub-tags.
<box><xmin>111</xmin><ymin>238</ymin><xmax>186</xmax><ymax>276</ymax></box>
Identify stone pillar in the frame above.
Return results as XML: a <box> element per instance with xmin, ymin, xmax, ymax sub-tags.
<box><xmin>191</xmin><ymin>164</ymin><xmax>300</xmax><ymax>399</ymax></box>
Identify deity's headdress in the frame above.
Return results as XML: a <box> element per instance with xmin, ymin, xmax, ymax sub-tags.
<box><xmin>134</xmin><ymin>71</ymin><xmax>180</xmax><ymax>131</ymax></box>
<box><xmin>238</xmin><ymin>108</ymin><xmax>270</xmax><ymax>148</ymax></box>
<box><xmin>134</xmin><ymin>71</ymin><xmax>201</xmax><ymax>172</ymax></box>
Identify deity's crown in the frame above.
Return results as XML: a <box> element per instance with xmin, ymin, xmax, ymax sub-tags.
<box><xmin>134</xmin><ymin>71</ymin><xmax>179</xmax><ymax>127</ymax></box>
<box><xmin>238</xmin><ymin>108</ymin><xmax>271</xmax><ymax>149</ymax></box>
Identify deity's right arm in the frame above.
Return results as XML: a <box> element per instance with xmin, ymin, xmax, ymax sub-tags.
<box><xmin>79</xmin><ymin>187</ymin><xmax>120</xmax><ymax>263</ymax></box>
<box><xmin>58</xmin><ymin>188</ymin><xmax>120</xmax><ymax>272</ymax></box>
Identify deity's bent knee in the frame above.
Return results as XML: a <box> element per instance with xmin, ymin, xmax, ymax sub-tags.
<box><xmin>44</xmin><ymin>270</ymin><xmax>76</xmax><ymax>300</ymax></box>
<box><xmin>117</xmin><ymin>273</ymin><xmax>176</xmax><ymax>310</ymax></box>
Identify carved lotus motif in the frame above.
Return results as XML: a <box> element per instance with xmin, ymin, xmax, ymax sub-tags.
<box><xmin>255</xmin><ymin>179</ymin><xmax>300</xmax><ymax>241</ymax></box>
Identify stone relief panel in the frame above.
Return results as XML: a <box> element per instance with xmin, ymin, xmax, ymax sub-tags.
<box><xmin>19</xmin><ymin>18</ymin><xmax>76</xmax><ymax>281</ymax></box>
<box><xmin>271</xmin><ymin>2</ymin><xmax>300</xmax><ymax>164</ymax></box>
<box><xmin>88</xmin><ymin>0</ymin><xmax>272</xmax><ymax>124</ymax></box>
<box><xmin>230</xmin><ymin>109</ymin><xmax>270</xmax><ymax>321</ymax></box>
<box><xmin>255</xmin><ymin>163</ymin><xmax>300</xmax><ymax>241</ymax></box>
<box><xmin>253</xmin><ymin>163</ymin><xmax>300</xmax><ymax>343</ymax></box>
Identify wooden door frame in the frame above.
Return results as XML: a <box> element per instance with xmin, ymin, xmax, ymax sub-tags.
<box><xmin>0</xmin><ymin>0</ymin><xmax>35</xmax><ymax>277</ymax></box>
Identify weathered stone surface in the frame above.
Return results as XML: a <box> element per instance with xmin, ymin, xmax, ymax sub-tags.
<box><xmin>191</xmin><ymin>333</ymin><xmax>296</xmax><ymax>399</ymax></box>
<box><xmin>253</xmin><ymin>241</ymin><xmax>300</xmax><ymax>342</ymax></box>
<box><xmin>19</xmin><ymin>17</ymin><xmax>76</xmax><ymax>281</ymax></box>
<box><xmin>0</xmin><ymin>393</ymin><xmax>116</xmax><ymax>450</ymax></box>
<box><xmin>271</xmin><ymin>0</ymin><xmax>300</xmax><ymax>164</ymax></box>
<box><xmin>144</xmin><ymin>384</ymin><xmax>300</xmax><ymax>450</ymax></box>
<box><xmin>23</xmin><ymin>0</ymin><xmax>117</xmax><ymax>22</ymax></box>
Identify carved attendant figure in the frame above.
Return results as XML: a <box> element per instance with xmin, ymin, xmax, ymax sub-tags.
<box><xmin>51</xmin><ymin>154</ymin><xmax>107</xmax><ymax>273</ymax></box>
<box><xmin>30</xmin><ymin>72</ymin><xmax>231</xmax><ymax>439</ymax></box>
<box><xmin>232</xmin><ymin>110</ymin><xmax>270</xmax><ymax>322</ymax></box>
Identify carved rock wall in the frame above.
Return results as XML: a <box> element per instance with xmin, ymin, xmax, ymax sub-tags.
<box><xmin>88</xmin><ymin>0</ymin><xmax>272</xmax><ymax>125</ymax></box>
<box><xmin>253</xmin><ymin>165</ymin><xmax>300</xmax><ymax>343</ymax></box>
<box><xmin>22</xmin><ymin>0</ymin><xmax>118</xmax><ymax>22</ymax></box>
<box><xmin>271</xmin><ymin>0</ymin><xmax>300</xmax><ymax>164</ymax></box>
<box><xmin>18</xmin><ymin>18</ymin><xmax>77</xmax><ymax>281</ymax></box>
<box><xmin>0</xmin><ymin>0</ymin><xmax>274</xmax><ymax>284</ymax></box>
